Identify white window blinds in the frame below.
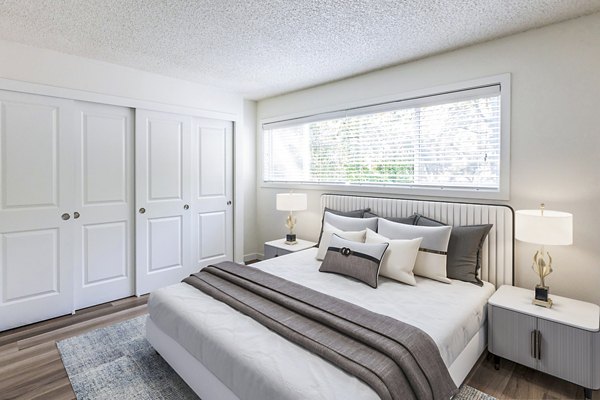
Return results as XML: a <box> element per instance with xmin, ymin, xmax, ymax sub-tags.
<box><xmin>263</xmin><ymin>84</ymin><xmax>503</xmax><ymax>192</ymax></box>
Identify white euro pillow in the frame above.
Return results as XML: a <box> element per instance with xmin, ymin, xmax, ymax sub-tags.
<box><xmin>377</xmin><ymin>218</ymin><xmax>452</xmax><ymax>284</ymax></box>
<box><xmin>322</xmin><ymin>212</ymin><xmax>378</xmax><ymax>234</ymax></box>
<box><xmin>316</xmin><ymin>222</ymin><xmax>366</xmax><ymax>260</ymax></box>
<box><xmin>365</xmin><ymin>229</ymin><xmax>422</xmax><ymax>286</ymax></box>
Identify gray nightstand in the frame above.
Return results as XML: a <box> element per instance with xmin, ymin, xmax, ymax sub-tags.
<box><xmin>263</xmin><ymin>238</ymin><xmax>317</xmax><ymax>260</ymax></box>
<box><xmin>488</xmin><ymin>285</ymin><xmax>600</xmax><ymax>399</ymax></box>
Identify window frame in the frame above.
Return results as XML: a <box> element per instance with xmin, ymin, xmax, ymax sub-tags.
<box><xmin>259</xmin><ymin>74</ymin><xmax>511</xmax><ymax>200</ymax></box>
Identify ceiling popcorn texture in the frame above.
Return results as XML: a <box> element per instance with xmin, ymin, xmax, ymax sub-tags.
<box><xmin>1</xmin><ymin>0</ymin><xmax>599</xmax><ymax>99</ymax></box>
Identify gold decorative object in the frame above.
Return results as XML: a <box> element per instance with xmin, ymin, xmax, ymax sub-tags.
<box><xmin>284</xmin><ymin>212</ymin><xmax>297</xmax><ymax>243</ymax></box>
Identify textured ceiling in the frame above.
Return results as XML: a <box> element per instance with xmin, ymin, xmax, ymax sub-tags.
<box><xmin>1</xmin><ymin>1</ymin><xmax>599</xmax><ymax>100</ymax></box>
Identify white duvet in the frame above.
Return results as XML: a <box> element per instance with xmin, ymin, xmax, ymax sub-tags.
<box><xmin>148</xmin><ymin>248</ymin><xmax>495</xmax><ymax>400</ymax></box>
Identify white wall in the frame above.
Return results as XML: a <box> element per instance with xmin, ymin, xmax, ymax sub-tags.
<box><xmin>0</xmin><ymin>40</ymin><xmax>241</xmax><ymax>115</ymax></box>
<box><xmin>256</xmin><ymin>13</ymin><xmax>600</xmax><ymax>305</ymax></box>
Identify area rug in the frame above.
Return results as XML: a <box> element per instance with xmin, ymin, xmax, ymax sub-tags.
<box><xmin>58</xmin><ymin>315</ymin><xmax>496</xmax><ymax>400</ymax></box>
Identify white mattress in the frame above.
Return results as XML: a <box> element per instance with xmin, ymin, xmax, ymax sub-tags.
<box><xmin>148</xmin><ymin>248</ymin><xmax>495</xmax><ymax>400</ymax></box>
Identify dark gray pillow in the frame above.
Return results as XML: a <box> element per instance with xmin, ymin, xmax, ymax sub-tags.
<box><xmin>317</xmin><ymin>207</ymin><xmax>371</xmax><ymax>245</ymax></box>
<box><xmin>446</xmin><ymin>225</ymin><xmax>493</xmax><ymax>286</ymax></box>
<box><xmin>415</xmin><ymin>215</ymin><xmax>492</xmax><ymax>285</ymax></box>
<box><xmin>364</xmin><ymin>211</ymin><xmax>417</xmax><ymax>225</ymax></box>
<box><xmin>319</xmin><ymin>234</ymin><xmax>388</xmax><ymax>288</ymax></box>
<box><xmin>415</xmin><ymin>214</ymin><xmax>446</xmax><ymax>227</ymax></box>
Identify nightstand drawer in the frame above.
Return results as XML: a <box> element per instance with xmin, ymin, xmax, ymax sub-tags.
<box><xmin>538</xmin><ymin>318</ymin><xmax>598</xmax><ymax>387</ymax></box>
<box><xmin>488</xmin><ymin>304</ymin><xmax>537</xmax><ymax>369</ymax></box>
<box><xmin>264</xmin><ymin>245</ymin><xmax>291</xmax><ymax>259</ymax></box>
<box><xmin>263</xmin><ymin>238</ymin><xmax>317</xmax><ymax>260</ymax></box>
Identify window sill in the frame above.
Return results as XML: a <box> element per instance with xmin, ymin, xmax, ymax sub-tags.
<box><xmin>260</xmin><ymin>181</ymin><xmax>509</xmax><ymax>201</ymax></box>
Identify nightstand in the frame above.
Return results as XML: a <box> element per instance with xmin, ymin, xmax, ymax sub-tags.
<box><xmin>488</xmin><ymin>285</ymin><xmax>600</xmax><ymax>399</ymax></box>
<box><xmin>263</xmin><ymin>238</ymin><xmax>317</xmax><ymax>260</ymax></box>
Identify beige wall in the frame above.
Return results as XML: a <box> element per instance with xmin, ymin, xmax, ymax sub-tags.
<box><xmin>256</xmin><ymin>13</ymin><xmax>600</xmax><ymax>305</ymax></box>
<box><xmin>242</xmin><ymin>100</ymin><xmax>259</xmax><ymax>260</ymax></box>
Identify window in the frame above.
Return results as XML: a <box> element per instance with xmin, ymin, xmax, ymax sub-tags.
<box><xmin>262</xmin><ymin>77</ymin><xmax>509</xmax><ymax>199</ymax></box>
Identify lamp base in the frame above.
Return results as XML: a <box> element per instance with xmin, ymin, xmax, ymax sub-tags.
<box><xmin>285</xmin><ymin>234</ymin><xmax>297</xmax><ymax>245</ymax></box>
<box><xmin>533</xmin><ymin>285</ymin><xmax>553</xmax><ymax>308</ymax></box>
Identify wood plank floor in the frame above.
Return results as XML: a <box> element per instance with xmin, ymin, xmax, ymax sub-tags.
<box><xmin>0</xmin><ymin>295</ymin><xmax>597</xmax><ymax>400</ymax></box>
<box><xmin>0</xmin><ymin>296</ymin><xmax>148</xmax><ymax>400</ymax></box>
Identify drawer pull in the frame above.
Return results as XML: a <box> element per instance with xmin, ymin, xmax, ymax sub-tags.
<box><xmin>531</xmin><ymin>330</ymin><xmax>536</xmax><ymax>358</ymax></box>
<box><xmin>536</xmin><ymin>330</ymin><xmax>541</xmax><ymax>360</ymax></box>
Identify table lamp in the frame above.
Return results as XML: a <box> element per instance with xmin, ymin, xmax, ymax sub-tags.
<box><xmin>515</xmin><ymin>204</ymin><xmax>573</xmax><ymax>308</ymax></box>
<box><xmin>276</xmin><ymin>192</ymin><xmax>307</xmax><ymax>244</ymax></box>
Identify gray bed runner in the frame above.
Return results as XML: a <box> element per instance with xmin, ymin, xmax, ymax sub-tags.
<box><xmin>183</xmin><ymin>262</ymin><xmax>457</xmax><ymax>400</ymax></box>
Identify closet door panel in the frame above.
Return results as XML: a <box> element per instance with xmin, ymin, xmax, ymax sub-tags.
<box><xmin>148</xmin><ymin>216</ymin><xmax>183</xmax><ymax>271</ymax></box>
<box><xmin>82</xmin><ymin>113</ymin><xmax>128</xmax><ymax>205</ymax></box>
<box><xmin>136</xmin><ymin>110</ymin><xmax>192</xmax><ymax>295</ymax></box>
<box><xmin>2</xmin><ymin>102</ymin><xmax>58</xmax><ymax>208</ymax></box>
<box><xmin>3</xmin><ymin>229</ymin><xmax>59</xmax><ymax>301</ymax></box>
<box><xmin>192</xmin><ymin>119</ymin><xmax>233</xmax><ymax>267</ymax></box>
<box><xmin>147</xmin><ymin>120</ymin><xmax>183</xmax><ymax>201</ymax></box>
<box><xmin>0</xmin><ymin>90</ymin><xmax>75</xmax><ymax>331</ymax></box>
<box><xmin>82</xmin><ymin>222</ymin><xmax>127</xmax><ymax>285</ymax></box>
<box><xmin>73</xmin><ymin>102</ymin><xmax>134</xmax><ymax>310</ymax></box>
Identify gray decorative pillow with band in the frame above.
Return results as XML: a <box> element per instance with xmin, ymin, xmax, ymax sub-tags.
<box><xmin>415</xmin><ymin>214</ymin><xmax>493</xmax><ymax>286</ymax></box>
<box><xmin>377</xmin><ymin>218</ymin><xmax>452</xmax><ymax>283</ymax></box>
<box><xmin>319</xmin><ymin>234</ymin><xmax>388</xmax><ymax>288</ymax></box>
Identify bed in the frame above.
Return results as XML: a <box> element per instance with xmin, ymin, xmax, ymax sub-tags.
<box><xmin>146</xmin><ymin>195</ymin><xmax>514</xmax><ymax>400</ymax></box>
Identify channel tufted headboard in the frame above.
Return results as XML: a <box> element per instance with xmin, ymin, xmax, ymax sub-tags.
<box><xmin>321</xmin><ymin>194</ymin><xmax>514</xmax><ymax>288</ymax></box>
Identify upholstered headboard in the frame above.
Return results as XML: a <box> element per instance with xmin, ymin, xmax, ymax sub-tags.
<box><xmin>320</xmin><ymin>194</ymin><xmax>514</xmax><ymax>288</ymax></box>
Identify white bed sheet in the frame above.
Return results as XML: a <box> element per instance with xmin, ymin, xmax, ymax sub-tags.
<box><xmin>148</xmin><ymin>248</ymin><xmax>495</xmax><ymax>400</ymax></box>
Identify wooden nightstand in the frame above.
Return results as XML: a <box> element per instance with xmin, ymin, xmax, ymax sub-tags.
<box><xmin>488</xmin><ymin>285</ymin><xmax>600</xmax><ymax>399</ymax></box>
<box><xmin>263</xmin><ymin>238</ymin><xmax>317</xmax><ymax>260</ymax></box>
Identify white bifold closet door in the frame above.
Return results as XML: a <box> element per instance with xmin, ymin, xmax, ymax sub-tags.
<box><xmin>0</xmin><ymin>90</ymin><xmax>76</xmax><ymax>331</ymax></box>
<box><xmin>72</xmin><ymin>102</ymin><xmax>134</xmax><ymax>310</ymax></box>
<box><xmin>135</xmin><ymin>110</ymin><xmax>233</xmax><ymax>295</ymax></box>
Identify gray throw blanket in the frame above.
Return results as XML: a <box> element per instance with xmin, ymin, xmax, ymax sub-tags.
<box><xmin>183</xmin><ymin>262</ymin><xmax>457</xmax><ymax>400</ymax></box>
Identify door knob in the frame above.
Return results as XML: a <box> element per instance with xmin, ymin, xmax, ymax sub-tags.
<box><xmin>227</xmin><ymin>201</ymin><xmax>232</xmax><ymax>206</ymax></box>
<box><xmin>183</xmin><ymin>204</ymin><xmax>189</xmax><ymax>210</ymax></box>
<box><xmin>73</xmin><ymin>212</ymin><xmax>80</xmax><ymax>219</ymax></box>
<box><xmin>139</xmin><ymin>208</ymin><xmax>146</xmax><ymax>214</ymax></box>
<box><xmin>61</xmin><ymin>213</ymin><xmax>71</xmax><ymax>221</ymax></box>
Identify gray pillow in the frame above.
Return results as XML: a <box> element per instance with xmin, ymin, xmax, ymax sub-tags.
<box><xmin>364</xmin><ymin>211</ymin><xmax>417</xmax><ymax>225</ymax></box>
<box><xmin>319</xmin><ymin>234</ymin><xmax>388</xmax><ymax>288</ymax></box>
<box><xmin>415</xmin><ymin>215</ymin><xmax>493</xmax><ymax>286</ymax></box>
<box><xmin>317</xmin><ymin>207</ymin><xmax>370</xmax><ymax>245</ymax></box>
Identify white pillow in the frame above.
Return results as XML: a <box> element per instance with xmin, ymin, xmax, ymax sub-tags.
<box><xmin>323</xmin><ymin>212</ymin><xmax>378</xmax><ymax>233</ymax></box>
<box><xmin>377</xmin><ymin>218</ymin><xmax>452</xmax><ymax>284</ymax></box>
<box><xmin>316</xmin><ymin>222</ymin><xmax>366</xmax><ymax>260</ymax></box>
<box><xmin>365</xmin><ymin>229</ymin><xmax>422</xmax><ymax>286</ymax></box>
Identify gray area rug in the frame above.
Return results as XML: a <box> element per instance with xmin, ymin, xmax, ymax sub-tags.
<box><xmin>58</xmin><ymin>315</ymin><xmax>495</xmax><ymax>400</ymax></box>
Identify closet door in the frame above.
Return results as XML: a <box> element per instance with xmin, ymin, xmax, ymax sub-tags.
<box><xmin>135</xmin><ymin>110</ymin><xmax>192</xmax><ymax>295</ymax></box>
<box><xmin>73</xmin><ymin>102</ymin><xmax>134</xmax><ymax>310</ymax></box>
<box><xmin>192</xmin><ymin>118</ymin><xmax>233</xmax><ymax>268</ymax></box>
<box><xmin>0</xmin><ymin>90</ymin><xmax>75</xmax><ymax>331</ymax></box>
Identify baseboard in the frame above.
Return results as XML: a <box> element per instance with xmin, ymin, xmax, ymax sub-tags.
<box><xmin>243</xmin><ymin>253</ymin><xmax>263</xmax><ymax>263</ymax></box>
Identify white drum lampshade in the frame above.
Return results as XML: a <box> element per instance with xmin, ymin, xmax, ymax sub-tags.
<box><xmin>276</xmin><ymin>193</ymin><xmax>307</xmax><ymax>212</ymax></box>
<box><xmin>515</xmin><ymin>209</ymin><xmax>573</xmax><ymax>245</ymax></box>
